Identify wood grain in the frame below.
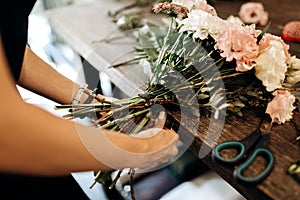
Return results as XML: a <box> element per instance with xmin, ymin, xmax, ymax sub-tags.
<box><xmin>170</xmin><ymin>109</ymin><xmax>300</xmax><ymax>200</ymax></box>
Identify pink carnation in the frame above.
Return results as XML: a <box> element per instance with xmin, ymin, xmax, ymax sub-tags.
<box><xmin>238</xmin><ymin>2</ymin><xmax>269</xmax><ymax>26</ymax></box>
<box><xmin>216</xmin><ymin>25</ymin><xmax>259</xmax><ymax>71</ymax></box>
<box><xmin>266</xmin><ymin>90</ymin><xmax>296</xmax><ymax>124</ymax></box>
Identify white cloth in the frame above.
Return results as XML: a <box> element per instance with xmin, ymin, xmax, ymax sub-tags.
<box><xmin>161</xmin><ymin>172</ymin><xmax>245</xmax><ymax>200</ymax></box>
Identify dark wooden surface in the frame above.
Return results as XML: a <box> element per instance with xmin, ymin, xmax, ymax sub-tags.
<box><xmin>176</xmin><ymin>110</ymin><xmax>300</xmax><ymax>200</ymax></box>
<box><xmin>181</xmin><ymin>1</ymin><xmax>300</xmax><ymax>199</ymax></box>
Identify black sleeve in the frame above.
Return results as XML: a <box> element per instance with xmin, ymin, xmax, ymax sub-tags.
<box><xmin>0</xmin><ymin>0</ymin><xmax>36</xmax><ymax>82</ymax></box>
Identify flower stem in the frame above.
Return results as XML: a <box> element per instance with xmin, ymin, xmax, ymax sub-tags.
<box><xmin>100</xmin><ymin>108</ymin><xmax>150</xmax><ymax>129</ymax></box>
<box><xmin>109</xmin><ymin>170</ymin><xmax>123</xmax><ymax>189</ymax></box>
<box><xmin>130</xmin><ymin>169</ymin><xmax>136</xmax><ymax>200</ymax></box>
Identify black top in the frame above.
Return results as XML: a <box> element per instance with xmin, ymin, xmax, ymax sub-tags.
<box><xmin>0</xmin><ymin>1</ymin><xmax>89</xmax><ymax>198</ymax></box>
<box><xmin>0</xmin><ymin>0</ymin><xmax>36</xmax><ymax>81</ymax></box>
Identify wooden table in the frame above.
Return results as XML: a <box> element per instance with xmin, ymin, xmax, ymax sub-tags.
<box><xmin>46</xmin><ymin>0</ymin><xmax>300</xmax><ymax>199</ymax></box>
<box><xmin>47</xmin><ymin>0</ymin><xmax>162</xmax><ymax>97</ymax></box>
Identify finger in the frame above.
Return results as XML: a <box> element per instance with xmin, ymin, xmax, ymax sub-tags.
<box><xmin>169</xmin><ymin>145</ymin><xmax>179</xmax><ymax>156</ymax></box>
<box><xmin>134</xmin><ymin>128</ymin><xmax>159</xmax><ymax>138</ymax></box>
<box><xmin>153</xmin><ymin>111</ymin><xmax>166</xmax><ymax>129</ymax></box>
<box><xmin>158</xmin><ymin>157</ymin><xmax>170</xmax><ymax>164</ymax></box>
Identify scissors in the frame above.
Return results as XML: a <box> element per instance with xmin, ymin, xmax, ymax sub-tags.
<box><xmin>212</xmin><ymin>118</ymin><xmax>275</xmax><ymax>185</ymax></box>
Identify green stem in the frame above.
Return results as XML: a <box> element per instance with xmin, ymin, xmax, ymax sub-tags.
<box><xmin>100</xmin><ymin>108</ymin><xmax>150</xmax><ymax>129</ymax></box>
<box><xmin>109</xmin><ymin>55</ymin><xmax>148</xmax><ymax>68</ymax></box>
<box><xmin>109</xmin><ymin>170</ymin><xmax>123</xmax><ymax>189</ymax></box>
<box><xmin>62</xmin><ymin>107</ymin><xmax>102</xmax><ymax>119</ymax></box>
<box><xmin>90</xmin><ymin>171</ymin><xmax>111</xmax><ymax>189</ymax></box>
<box><xmin>155</xmin><ymin>17</ymin><xmax>174</xmax><ymax>66</ymax></box>
<box><xmin>95</xmin><ymin>98</ymin><xmax>146</xmax><ymax>125</ymax></box>
<box><xmin>130</xmin><ymin>112</ymin><xmax>151</xmax><ymax>135</ymax></box>
<box><xmin>112</xmin><ymin>96</ymin><xmax>143</xmax><ymax>105</ymax></box>
<box><xmin>130</xmin><ymin>169</ymin><xmax>136</xmax><ymax>200</ymax></box>
<box><xmin>89</xmin><ymin>180</ymin><xmax>98</xmax><ymax>189</ymax></box>
<box><xmin>54</xmin><ymin>102</ymin><xmax>111</xmax><ymax>110</ymax></box>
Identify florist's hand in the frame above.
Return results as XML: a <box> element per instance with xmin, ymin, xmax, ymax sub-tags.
<box><xmin>138</xmin><ymin>128</ymin><xmax>179</xmax><ymax>170</ymax></box>
<box><xmin>133</xmin><ymin>112</ymin><xmax>179</xmax><ymax>170</ymax></box>
<box><xmin>135</xmin><ymin>111</ymin><xmax>167</xmax><ymax>137</ymax></box>
<box><xmin>80</xmin><ymin>111</ymin><xmax>178</xmax><ymax>170</ymax></box>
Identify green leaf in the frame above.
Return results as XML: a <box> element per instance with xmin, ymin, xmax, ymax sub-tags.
<box><xmin>257</xmin><ymin>21</ymin><xmax>271</xmax><ymax>44</ymax></box>
<box><xmin>197</xmin><ymin>93</ymin><xmax>209</xmax><ymax>99</ymax></box>
<box><xmin>291</xmin><ymin>81</ymin><xmax>300</xmax><ymax>88</ymax></box>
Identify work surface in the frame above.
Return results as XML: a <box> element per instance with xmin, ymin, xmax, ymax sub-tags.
<box><xmin>47</xmin><ymin>0</ymin><xmax>300</xmax><ymax>199</ymax></box>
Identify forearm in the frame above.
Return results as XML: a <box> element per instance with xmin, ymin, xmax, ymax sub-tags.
<box><xmin>0</xmin><ymin>100</ymin><xmax>175</xmax><ymax>175</ymax></box>
<box><xmin>0</xmin><ymin>101</ymin><xmax>111</xmax><ymax>175</ymax></box>
<box><xmin>0</xmin><ymin>41</ymin><xmax>107</xmax><ymax>175</ymax></box>
<box><xmin>18</xmin><ymin>46</ymin><xmax>80</xmax><ymax>104</ymax></box>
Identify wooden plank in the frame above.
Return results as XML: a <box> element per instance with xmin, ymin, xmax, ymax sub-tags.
<box><xmin>46</xmin><ymin>0</ymin><xmax>148</xmax><ymax>96</ymax></box>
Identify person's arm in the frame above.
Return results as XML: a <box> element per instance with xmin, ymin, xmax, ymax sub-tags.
<box><xmin>19</xmin><ymin>46</ymin><xmax>113</xmax><ymax>104</ymax></box>
<box><xmin>18</xmin><ymin>46</ymin><xmax>85</xmax><ymax>104</ymax></box>
<box><xmin>0</xmin><ymin>38</ymin><xmax>179</xmax><ymax>176</ymax></box>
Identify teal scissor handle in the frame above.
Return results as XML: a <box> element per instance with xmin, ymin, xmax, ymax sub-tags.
<box><xmin>212</xmin><ymin>130</ymin><xmax>261</xmax><ymax>166</ymax></box>
<box><xmin>212</xmin><ymin>141</ymin><xmax>246</xmax><ymax>165</ymax></box>
<box><xmin>233</xmin><ymin>148</ymin><xmax>274</xmax><ymax>185</ymax></box>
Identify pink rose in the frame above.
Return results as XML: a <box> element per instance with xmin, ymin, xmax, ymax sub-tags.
<box><xmin>266</xmin><ymin>90</ymin><xmax>296</xmax><ymax>124</ymax></box>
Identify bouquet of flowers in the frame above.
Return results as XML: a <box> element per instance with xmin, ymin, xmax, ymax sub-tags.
<box><xmin>56</xmin><ymin>0</ymin><xmax>300</xmax><ymax>197</ymax></box>
<box><xmin>149</xmin><ymin>0</ymin><xmax>300</xmax><ymax>124</ymax></box>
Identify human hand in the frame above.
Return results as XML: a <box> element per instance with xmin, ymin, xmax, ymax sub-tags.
<box><xmin>132</xmin><ymin>112</ymin><xmax>179</xmax><ymax>170</ymax></box>
<box><xmin>76</xmin><ymin>111</ymin><xmax>178</xmax><ymax>171</ymax></box>
<box><xmin>138</xmin><ymin>128</ymin><xmax>179</xmax><ymax>170</ymax></box>
<box><xmin>134</xmin><ymin>111</ymin><xmax>168</xmax><ymax>137</ymax></box>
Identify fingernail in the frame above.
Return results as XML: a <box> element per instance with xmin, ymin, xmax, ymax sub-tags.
<box><xmin>158</xmin><ymin>111</ymin><xmax>165</xmax><ymax>120</ymax></box>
